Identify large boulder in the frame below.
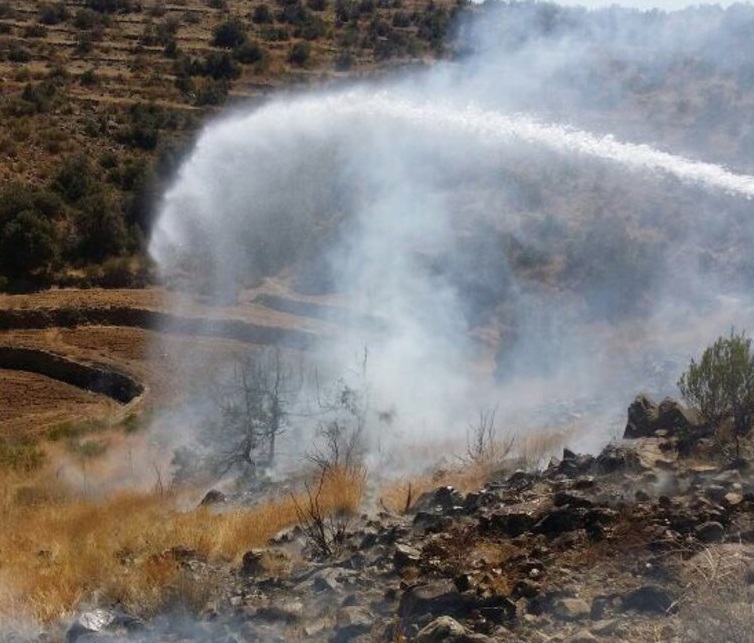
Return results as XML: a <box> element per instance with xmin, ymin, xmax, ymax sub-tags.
<box><xmin>624</xmin><ymin>394</ymin><xmax>660</xmax><ymax>438</ymax></box>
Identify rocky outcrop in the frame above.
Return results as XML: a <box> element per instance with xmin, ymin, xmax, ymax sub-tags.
<box><xmin>624</xmin><ymin>394</ymin><xmax>700</xmax><ymax>439</ymax></box>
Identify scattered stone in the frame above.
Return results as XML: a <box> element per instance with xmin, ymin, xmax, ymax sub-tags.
<box><xmin>412</xmin><ymin>486</ymin><xmax>465</xmax><ymax>514</ymax></box>
<box><xmin>554</xmin><ymin>598</ymin><xmax>591</xmax><ymax>621</ymax></box>
<box><xmin>66</xmin><ymin>610</ymin><xmax>142</xmax><ymax>643</ymax></box>
<box><xmin>415</xmin><ymin>616</ymin><xmax>467</xmax><ymax>642</ymax></box>
<box><xmin>399</xmin><ymin>581</ymin><xmax>468</xmax><ymax>620</ymax></box>
<box><xmin>621</xmin><ymin>585</ymin><xmax>673</xmax><ymax>614</ymax></box>
<box><xmin>590</xmin><ymin>619</ymin><xmax>618</xmax><ymax>636</ymax></box>
<box><xmin>480</xmin><ymin>510</ymin><xmax>538</xmax><ymax>537</ymax></box>
<box><xmin>332</xmin><ymin>605</ymin><xmax>373</xmax><ymax>641</ymax></box>
<box><xmin>566</xmin><ymin>630</ymin><xmax>598</xmax><ymax>643</ymax></box>
<box><xmin>696</xmin><ymin>521</ymin><xmax>725</xmax><ymax>543</ymax></box>
<box><xmin>394</xmin><ymin>543</ymin><xmax>422</xmax><ymax>571</ymax></box>
<box><xmin>240</xmin><ymin>549</ymin><xmax>264</xmax><ymax>576</ymax></box>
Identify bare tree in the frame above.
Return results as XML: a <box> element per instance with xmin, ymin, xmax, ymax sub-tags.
<box><xmin>212</xmin><ymin>348</ymin><xmax>294</xmax><ymax>475</ymax></box>
<box><xmin>306</xmin><ymin>348</ymin><xmax>370</xmax><ymax>473</ymax></box>
<box><xmin>172</xmin><ymin>348</ymin><xmax>296</xmax><ymax>483</ymax></box>
<box><xmin>465</xmin><ymin>407</ymin><xmax>515</xmax><ymax>469</ymax></box>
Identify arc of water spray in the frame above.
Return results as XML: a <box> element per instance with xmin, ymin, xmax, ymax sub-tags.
<box><xmin>301</xmin><ymin>91</ymin><xmax>754</xmax><ymax>199</ymax></box>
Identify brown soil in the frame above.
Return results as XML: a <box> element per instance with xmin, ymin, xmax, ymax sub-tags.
<box><xmin>0</xmin><ymin>284</ymin><xmax>344</xmax><ymax>439</ymax></box>
<box><xmin>0</xmin><ymin>368</ymin><xmax>117</xmax><ymax>439</ymax></box>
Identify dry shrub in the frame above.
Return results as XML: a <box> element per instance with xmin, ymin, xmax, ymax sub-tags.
<box><xmin>0</xmin><ymin>465</ymin><xmax>364</xmax><ymax>625</ymax></box>
<box><xmin>679</xmin><ymin>544</ymin><xmax>754</xmax><ymax>643</ymax></box>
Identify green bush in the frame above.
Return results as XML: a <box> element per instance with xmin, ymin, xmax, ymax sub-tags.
<box><xmin>288</xmin><ymin>41</ymin><xmax>311</xmax><ymax>65</ymax></box>
<box><xmin>85</xmin><ymin>0</ymin><xmax>139</xmax><ymax>14</ymax></box>
<box><xmin>53</xmin><ymin>154</ymin><xmax>96</xmax><ymax>203</ymax></box>
<box><xmin>252</xmin><ymin>4</ymin><xmax>273</xmax><ymax>23</ymax></box>
<box><xmin>24</xmin><ymin>24</ymin><xmax>49</xmax><ymax>38</ymax></box>
<box><xmin>235</xmin><ymin>40</ymin><xmax>265</xmax><ymax>64</ymax></box>
<box><xmin>0</xmin><ymin>209</ymin><xmax>58</xmax><ymax>278</ymax></box>
<box><xmin>679</xmin><ymin>330</ymin><xmax>754</xmax><ymax>460</ymax></box>
<box><xmin>212</xmin><ymin>18</ymin><xmax>247</xmax><ymax>48</ymax></box>
<box><xmin>73</xmin><ymin>189</ymin><xmax>129</xmax><ymax>262</ymax></box>
<box><xmin>39</xmin><ymin>1</ymin><xmax>69</xmax><ymax>23</ymax></box>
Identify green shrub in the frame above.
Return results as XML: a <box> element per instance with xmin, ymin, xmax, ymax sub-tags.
<box><xmin>24</xmin><ymin>24</ymin><xmax>49</xmax><ymax>38</ymax></box>
<box><xmin>39</xmin><ymin>2</ymin><xmax>69</xmax><ymax>24</ymax></box>
<box><xmin>252</xmin><ymin>4</ymin><xmax>273</xmax><ymax>23</ymax></box>
<box><xmin>0</xmin><ymin>209</ymin><xmax>58</xmax><ymax>278</ymax></box>
<box><xmin>53</xmin><ymin>154</ymin><xmax>96</xmax><ymax>202</ymax></box>
<box><xmin>235</xmin><ymin>40</ymin><xmax>265</xmax><ymax>64</ymax></box>
<box><xmin>201</xmin><ymin>51</ymin><xmax>241</xmax><ymax>80</ymax></box>
<box><xmin>8</xmin><ymin>45</ymin><xmax>32</xmax><ymax>63</ymax></box>
<box><xmin>73</xmin><ymin>189</ymin><xmax>129</xmax><ymax>262</ymax></box>
<box><xmin>213</xmin><ymin>18</ymin><xmax>247</xmax><ymax>48</ymax></box>
<box><xmin>80</xmin><ymin>67</ymin><xmax>99</xmax><ymax>86</ymax></box>
<box><xmin>679</xmin><ymin>330</ymin><xmax>754</xmax><ymax>461</ymax></box>
<box><xmin>85</xmin><ymin>0</ymin><xmax>139</xmax><ymax>14</ymax></box>
<box><xmin>288</xmin><ymin>41</ymin><xmax>311</xmax><ymax>65</ymax></box>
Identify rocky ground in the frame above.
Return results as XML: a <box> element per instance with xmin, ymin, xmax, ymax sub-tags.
<box><xmin>58</xmin><ymin>396</ymin><xmax>754</xmax><ymax>643</ymax></box>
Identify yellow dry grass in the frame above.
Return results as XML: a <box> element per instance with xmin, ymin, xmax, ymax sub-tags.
<box><xmin>0</xmin><ymin>465</ymin><xmax>364</xmax><ymax>626</ymax></box>
<box><xmin>380</xmin><ymin>427</ymin><xmax>573</xmax><ymax>513</ymax></box>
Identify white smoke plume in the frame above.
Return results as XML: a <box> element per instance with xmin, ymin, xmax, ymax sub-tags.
<box><xmin>150</xmin><ymin>2</ymin><xmax>754</xmax><ymax>469</ymax></box>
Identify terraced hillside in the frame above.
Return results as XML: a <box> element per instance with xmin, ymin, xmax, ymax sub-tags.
<box><xmin>0</xmin><ymin>0</ymin><xmax>459</xmax><ymax>290</ymax></box>
<box><xmin>0</xmin><ymin>285</ymin><xmax>347</xmax><ymax>440</ymax></box>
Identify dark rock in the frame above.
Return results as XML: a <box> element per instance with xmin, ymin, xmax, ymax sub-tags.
<box><xmin>412</xmin><ymin>486</ymin><xmax>465</xmax><ymax>515</ymax></box>
<box><xmin>399</xmin><ymin>581</ymin><xmax>470</xmax><ymax>620</ymax></box>
<box><xmin>595</xmin><ymin>443</ymin><xmax>642</xmax><ymax>474</ymax></box>
<box><xmin>534</xmin><ymin>506</ymin><xmax>587</xmax><ymax>536</ymax></box>
<box><xmin>512</xmin><ymin>579</ymin><xmax>542</xmax><ymax>599</ymax></box>
<box><xmin>394</xmin><ymin>543</ymin><xmax>422</xmax><ymax>571</ymax></box>
<box><xmin>330</xmin><ymin>606</ymin><xmax>373</xmax><ymax>642</ymax></box>
<box><xmin>656</xmin><ymin>397</ymin><xmax>700</xmax><ymax>432</ymax></box>
<box><xmin>413</xmin><ymin>511</ymin><xmax>452</xmax><ymax>535</ymax></box>
<box><xmin>553</xmin><ymin>491</ymin><xmax>594</xmax><ymax>509</ymax></box>
<box><xmin>199</xmin><ymin>489</ymin><xmax>226</xmax><ymax>506</ymax></box>
<box><xmin>477</xmin><ymin>598</ymin><xmax>517</xmax><ymax>624</ymax></box>
<box><xmin>624</xmin><ymin>394</ymin><xmax>659</xmax><ymax>439</ymax></box>
<box><xmin>704</xmin><ymin>485</ymin><xmax>728</xmax><ymax>503</ymax></box>
<box><xmin>558</xmin><ymin>451</ymin><xmax>595</xmax><ymax>476</ymax></box>
<box><xmin>240</xmin><ymin>549</ymin><xmax>264</xmax><ymax>576</ymax></box>
<box><xmin>696</xmin><ymin>521</ymin><xmax>725</xmax><ymax>543</ymax></box>
<box><xmin>622</xmin><ymin>585</ymin><xmax>673</xmax><ymax>614</ymax></box>
<box><xmin>454</xmin><ymin>573</ymin><xmax>473</xmax><ymax>592</ymax></box>
<box><xmin>312</xmin><ymin>568</ymin><xmax>341</xmax><ymax>593</ymax></box>
<box><xmin>480</xmin><ymin>510</ymin><xmax>538</xmax><ymax>537</ymax></box>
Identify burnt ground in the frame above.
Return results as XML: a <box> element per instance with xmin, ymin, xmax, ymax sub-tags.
<box><xmin>56</xmin><ymin>430</ymin><xmax>754</xmax><ymax>643</ymax></box>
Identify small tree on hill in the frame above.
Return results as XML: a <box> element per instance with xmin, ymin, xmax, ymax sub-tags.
<box><xmin>678</xmin><ymin>330</ymin><xmax>754</xmax><ymax>461</ymax></box>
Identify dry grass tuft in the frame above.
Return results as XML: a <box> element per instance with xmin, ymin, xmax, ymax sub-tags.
<box><xmin>0</xmin><ymin>464</ymin><xmax>365</xmax><ymax>626</ymax></box>
<box><xmin>380</xmin><ymin>426</ymin><xmax>573</xmax><ymax>513</ymax></box>
<box><xmin>679</xmin><ymin>544</ymin><xmax>754</xmax><ymax>643</ymax></box>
